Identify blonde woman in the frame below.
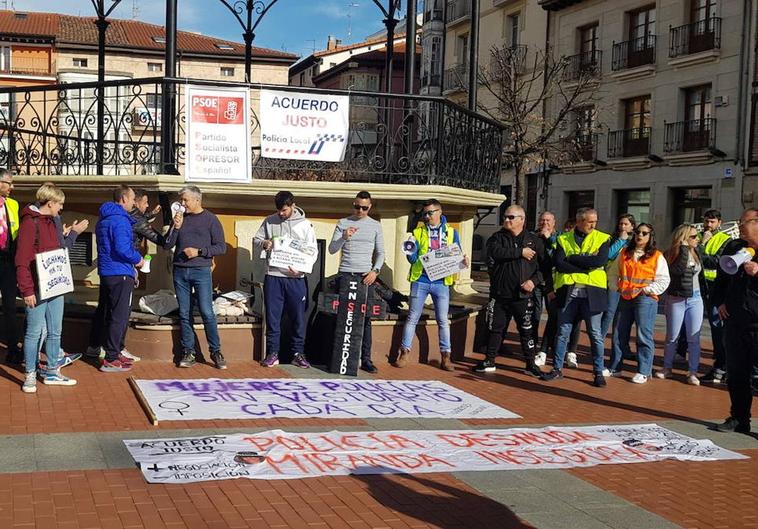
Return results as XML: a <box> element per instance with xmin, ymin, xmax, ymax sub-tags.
<box><xmin>657</xmin><ymin>224</ymin><xmax>703</xmax><ymax>385</ymax></box>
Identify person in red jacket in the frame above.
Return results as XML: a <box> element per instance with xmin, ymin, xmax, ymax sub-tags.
<box><xmin>15</xmin><ymin>183</ymin><xmax>77</xmax><ymax>393</ymax></box>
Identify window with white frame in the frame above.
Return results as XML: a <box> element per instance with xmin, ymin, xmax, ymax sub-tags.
<box><xmin>72</xmin><ymin>57</ymin><xmax>88</xmax><ymax>68</ymax></box>
<box><xmin>220</xmin><ymin>67</ymin><xmax>235</xmax><ymax>77</ymax></box>
<box><xmin>147</xmin><ymin>62</ymin><xmax>162</xmax><ymax>72</ymax></box>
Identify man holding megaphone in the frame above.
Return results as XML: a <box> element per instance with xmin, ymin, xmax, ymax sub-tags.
<box><xmin>712</xmin><ymin>208</ymin><xmax>758</xmax><ymax>434</ymax></box>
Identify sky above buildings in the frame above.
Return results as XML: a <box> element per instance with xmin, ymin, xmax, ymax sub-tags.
<box><xmin>15</xmin><ymin>0</ymin><xmax>409</xmax><ymax>58</ymax></box>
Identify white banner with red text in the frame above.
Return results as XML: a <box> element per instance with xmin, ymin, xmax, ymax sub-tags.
<box><xmin>132</xmin><ymin>378</ymin><xmax>520</xmax><ymax>421</ymax></box>
<box><xmin>125</xmin><ymin>424</ymin><xmax>746</xmax><ymax>483</ymax></box>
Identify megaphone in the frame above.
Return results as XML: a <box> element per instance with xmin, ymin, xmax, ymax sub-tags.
<box><xmin>719</xmin><ymin>247</ymin><xmax>756</xmax><ymax>275</ymax></box>
<box><xmin>401</xmin><ymin>237</ymin><xmax>417</xmax><ymax>256</ymax></box>
<box><xmin>170</xmin><ymin>201</ymin><xmax>186</xmax><ymax>216</ymax></box>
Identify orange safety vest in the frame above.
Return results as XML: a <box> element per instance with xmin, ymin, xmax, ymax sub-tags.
<box><xmin>618</xmin><ymin>249</ymin><xmax>663</xmax><ymax>301</ymax></box>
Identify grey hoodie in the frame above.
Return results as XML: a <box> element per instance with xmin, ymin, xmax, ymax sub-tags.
<box><xmin>253</xmin><ymin>206</ymin><xmax>317</xmax><ymax>278</ymax></box>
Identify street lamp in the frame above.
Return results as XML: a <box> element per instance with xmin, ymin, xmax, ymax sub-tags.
<box><xmin>370</xmin><ymin>0</ymin><xmax>401</xmax><ymax>93</ymax></box>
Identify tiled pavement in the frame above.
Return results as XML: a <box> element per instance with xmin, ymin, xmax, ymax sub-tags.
<box><xmin>1</xmin><ymin>318</ymin><xmax>757</xmax><ymax>529</ymax></box>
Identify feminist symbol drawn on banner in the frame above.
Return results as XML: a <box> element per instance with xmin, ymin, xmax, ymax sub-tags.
<box><xmin>159</xmin><ymin>400</ymin><xmax>190</xmax><ymax>417</ymax></box>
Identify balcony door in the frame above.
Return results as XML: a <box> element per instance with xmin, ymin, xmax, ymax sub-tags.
<box><xmin>689</xmin><ymin>0</ymin><xmax>717</xmax><ymax>53</ymax></box>
<box><xmin>627</xmin><ymin>6</ymin><xmax>655</xmax><ymax>67</ymax></box>
<box><xmin>579</xmin><ymin>23</ymin><xmax>599</xmax><ymax>71</ymax></box>
<box><xmin>574</xmin><ymin>106</ymin><xmax>596</xmax><ymax>161</ymax></box>
<box><xmin>683</xmin><ymin>85</ymin><xmax>712</xmax><ymax>151</ymax></box>
<box><xmin>624</xmin><ymin>95</ymin><xmax>651</xmax><ymax>156</ymax></box>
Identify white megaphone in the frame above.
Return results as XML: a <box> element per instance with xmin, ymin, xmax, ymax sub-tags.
<box><xmin>170</xmin><ymin>201</ymin><xmax>186</xmax><ymax>216</ymax></box>
<box><xmin>719</xmin><ymin>247</ymin><xmax>756</xmax><ymax>275</ymax></box>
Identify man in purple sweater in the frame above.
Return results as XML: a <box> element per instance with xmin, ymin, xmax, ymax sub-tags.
<box><xmin>165</xmin><ymin>185</ymin><xmax>227</xmax><ymax>369</ymax></box>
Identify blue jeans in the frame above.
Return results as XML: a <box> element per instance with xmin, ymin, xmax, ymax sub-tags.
<box><xmin>173</xmin><ymin>267</ymin><xmax>221</xmax><ymax>353</ymax></box>
<box><xmin>599</xmin><ymin>289</ymin><xmax>621</xmax><ymax>342</ymax></box>
<box><xmin>24</xmin><ymin>294</ymin><xmax>64</xmax><ymax>374</ymax></box>
<box><xmin>554</xmin><ymin>297</ymin><xmax>605</xmax><ymax>373</ymax></box>
<box><xmin>663</xmin><ymin>292</ymin><xmax>703</xmax><ymax>373</ymax></box>
<box><xmin>611</xmin><ymin>295</ymin><xmax>658</xmax><ymax>376</ymax></box>
<box><xmin>400</xmin><ymin>281</ymin><xmax>451</xmax><ymax>352</ymax></box>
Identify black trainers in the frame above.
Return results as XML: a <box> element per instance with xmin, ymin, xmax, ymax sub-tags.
<box><xmin>210</xmin><ymin>351</ymin><xmax>227</xmax><ymax>370</ymax></box>
<box><xmin>360</xmin><ymin>359</ymin><xmax>378</xmax><ymax>374</ymax></box>
<box><xmin>593</xmin><ymin>373</ymin><xmax>607</xmax><ymax>387</ymax></box>
<box><xmin>715</xmin><ymin>417</ymin><xmax>751</xmax><ymax>433</ymax></box>
<box><xmin>474</xmin><ymin>360</ymin><xmax>496</xmax><ymax>373</ymax></box>
<box><xmin>179</xmin><ymin>350</ymin><xmax>196</xmax><ymax>368</ymax></box>
<box><xmin>523</xmin><ymin>362</ymin><xmax>543</xmax><ymax>378</ymax></box>
<box><xmin>541</xmin><ymin>368</ymin><xmax>563</xmax><ymax>381</ymax></box>
<box><xmin>700</xmin><ymin>368</ymin><xmax>726</xmax><ymax>384</ymax></box>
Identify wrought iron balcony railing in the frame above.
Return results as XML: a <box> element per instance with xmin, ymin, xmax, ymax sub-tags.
<box><xmin>664</xmin><ymin>118</ymin><xmax>716</xmax><ymax>153</ymax></box>
<box><xmin>669</xmin><ymin>17</ymin><xmax>722</xmax><ymax>57</ymax></box>
<box><xmin>563</xmin><ymin>131</ymin><xmax>599</xmax><ymax>162</ymax></box>
<box><xmin>446</xmin><ymin>0</ymin><xmax>471</xmax><ymax>24</ymax></box>
<box><xmin>423</xmin><ymin>8</ymin><xmax>444</xmax><ymax>23</ymax></box>
<box><xmin>0</xmin><ymin>77</ymin><xmax>505</xmax><ymax>192</ymax></box>
<box><xmin>612</xmin><ymin>35</ymin><xmax>656</xmax><ymax>71</ymax></box>
<box><xmin>421</xmin><ymin>71</ymin><xmax>442</xmax><ymax>88</ymax></box>
<box><xmin>607</xmin><ymin>127</ymin><xmax>651</xmax><ymax>158</ymax></box>
<box><xmin>443</xmin><ymin>63</ymin><xmax>467</xmax><ymax>92</ymax></box>
<box><xmin>563</xmin><ymin>50</ymin><xmax>602</xmax><ymax>81</ymax></box>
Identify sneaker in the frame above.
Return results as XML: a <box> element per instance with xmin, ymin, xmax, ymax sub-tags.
<box><xmin>179</xmin><ymin>350</ymin><xmax>196</xmax><ymax>368</ymax></box>
<box><xmin>534</xmin><ymin>351</ymin><xmax>547</xmax><ymax>367</ymax></box>
<box><xmin>715</xmin><ymin>417</ymin><xmax>751</xmax><ymax>433</ymax></box>
<box><xmin>21</xmin><ymin>372</ymin><xmax>37</xmax><ymax>393</ymax></box>
<box><xmin>541</xmin><ymin>368</ymin><xmax>563</xmax><ymax>381</ymax></box>
<box><xmin>474</xmin><ymin>360</ymin><xmax>496</xmax><ymax>373</ymax></box>
<box><xmin>211</xmin><ymin>351</ymin><xmax>228</xmax><ymax>370</ymax></box>
<box><xmin>524</xmin><ymin>362</ymin><xmax>543</xmax><ymax>378</ymax></box>
<box><xmin>394</xmin><ymin>347</ymin><xmax>410</xmax><ymax>368</ymax></box>
<box><xmin>608</xmin><ymin>370</ymin><xmax>623</xmax><ymax>378</ymax></box>
<box><xmin>655</xmin><ymin>368</ymin><xmax>672</xmax><ymax>380</ymax></box>
<box><xmin>57</xmin><ymin>352</ymin><xmax>82</xmax><ymax>369</ymax></box>
<box><xmin>593</xmin><ymin>373</ymin><xmax>607</xmax><ymax>387</ymax></box>
<box><xmin>360</xmin><ymin>359</ymin><xmax>378</xmax><ymax>374</ymax></box>
<box><xmin>631</xmin><ymin>373</ymin><xmax>648</xmax><ymax>384</ymax></box>
<box><xmin>120</xmin><ymin>349</ymin><xmax>141</xmax><ymax>362</ymax></box>
<box><xmin>84</xmin><ymin>346</ymin><xmax>104</xmax><ymax>359</ymax></box>
<box><xmin>601</xmin><ymin>368</ymin><xmax>611</xmax><ymax>377</ymax></box>
<box><xmin>292</xmin><ymin>353</ymin><xmax>310</xmax><ymax>369</ymax></box>
<box><xmin>261</xmin><ymin>352</ymin><xmax>279</xmax><ymax>367</ymax></box>
<box><xmin>701</xmin><ymin>368</ymin><xmax>725</xmax><ymax>384</ymax></box>
<box><xmin>566</xmin><ymin>352</ymin><xmax>579</xmax><ymax>368</ymax></box>
<box><xmin>100</xmin><ymin>359</ymin><xmax>132</xmax><ymax>372</ymax></box>
<box><xmin>687</xmin><ymin>374</ymin><xmax>701</xmax><ymax>386</ymax></box>
<box><xmin>43</xmin><ymin>372</ymin><xmax>77</xmax><ymax>385</ymax></box>
<box><xmin>117</xmin><ymin>354</ymin><xmax>134</xmax><ymax>367</ymax></box>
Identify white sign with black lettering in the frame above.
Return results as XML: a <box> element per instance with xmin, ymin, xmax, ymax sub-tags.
<box><xmin>35</xmin><ymin>248</ymin><xmax>74</xmax><ymax>300</ymax></box>
<box><xmin>420</xmin><ymin>243</ymin><xmax>467</xmax><ymax>282</ymax></box>
<box><xmin>267</xmin><ymin>237</ymin><xmax>318</xmax><ymax>274</ymax></box>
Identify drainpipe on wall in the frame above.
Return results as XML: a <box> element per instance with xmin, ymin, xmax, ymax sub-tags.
<box><xmin>736</xmin><ymin>0</ymin><xmax>754</xmax><ymax>208</ymax></box>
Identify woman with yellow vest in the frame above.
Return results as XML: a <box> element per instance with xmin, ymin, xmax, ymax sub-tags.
<box><xmin>0</xmin><ymin>170</ymin><xmax>20</xmax><ymax>364</ymax></box>
<box><xmin>610</xmin><ymin>223</ymin><xmax>670</xmax><ymax>383</ymax></box>
<box><xmin>395</xmin><ymin>199</ymin><xmax>468</xmax><ymax>370</ymax></box>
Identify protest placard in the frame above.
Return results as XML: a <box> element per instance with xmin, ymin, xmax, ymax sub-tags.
<box><xmin>35</xmin><ymin>248</ymin><xmax>74</xmax><ymax>300</ymax></box>
<box><xmin>420</xmin><ymin>243</ymin><xmax>467</xmax><ymax>282</ymax></box>
<box><xmin>132</xmin><ymin>378</ymin><xmax>520</xmax><ymax>421</ymax></box>
<box><xmin>268</xmin><ymin>237</ymin><xmax>318</xmax><ymax>274</ymax></box>
<box><xmin>125</xmin><ymin>424</ymin><xmax>746</xmax><ymax>484</ymax></box>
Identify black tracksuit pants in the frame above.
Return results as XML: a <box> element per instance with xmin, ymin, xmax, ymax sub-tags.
<box><xmin>486</xmin><ymin>297</ymin><xmax>538</xmax><ymax>364</ymax></box>
<box><xmin>725</xmin><ymin>320</ymin><xmax>758</xmax><ymax>424</ymax></box>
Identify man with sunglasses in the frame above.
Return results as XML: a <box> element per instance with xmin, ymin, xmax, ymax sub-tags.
<box><xmin>328</xmin><ymin>191</ymin><xmax>385</xmax><ymax>373</ymax></box>
<box><xmin>476</xmin><ymin>205</ymin><xmax>549</xmax><ymax>375</ymax></box>
<box><xmin>0</xmin><ymin>170</ymin><xmax>21</xmax><ymax>364</ymax></box>
<box><xmin>395</xmin><ymin>199</ymin><xmax>468</xmax><ymax>371</ymax></box>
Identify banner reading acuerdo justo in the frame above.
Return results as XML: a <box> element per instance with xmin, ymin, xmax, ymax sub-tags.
<box><xmin>185</xmin><ymin>86</ymin><xmax>251</xmax><ymax>183</ymax></box>
<box><xmin>260</xmin><ymin>89</ymin><xmax>349</xmax><ymax>163</ymax></box>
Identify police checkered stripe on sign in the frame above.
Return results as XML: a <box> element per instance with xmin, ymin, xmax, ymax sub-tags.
<box><xmin>316</xmin><ymin>133</ymin><xmax>345</xmax><ymax>142</ymax></box>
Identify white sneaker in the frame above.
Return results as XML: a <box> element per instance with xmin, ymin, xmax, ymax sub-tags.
<box><xmin>655</xmin><ymin>368</ymin><xmax>672</xmax><ymax>380</ymax></box>
<box><xmin>631</xmin><ymin>373</ymin><xmax>648</xmax><ymax>384</ymax></box>
<box><xmin>21</xmin><ymin>372</ymin><xmax>37</xmax><ymax>393</ymax></box>
<box><xmin>534</xmin><ymin>352</ymin><xmax>547</xmax><ymax>367</ymax></box>
<box><xmin>85</xmin><ymin>346</ymin><xmax>105</xmax><ymax>359</ymax></box>
<box><xmin>120</xmin><ymin>349</ymin><xmax>141</xmax><ymax>362</ymax></box>
<box><xmin>687</xmin><ymin>373</ymin><xmax>701</xmax><ymax>386</ymax></box>
<box><xmin>601</xmin><ymin>368</ymin><xmax>610</xmax><ymax>377</ymax></box>
<box><xmin>566</xmin><ymin>352</ymin><xmax>579</xmax><ymax>368</ymax></box>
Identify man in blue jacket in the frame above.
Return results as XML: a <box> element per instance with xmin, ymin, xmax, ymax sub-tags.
<box><xmin>95</xmin><ymin>185</ymin><xmax>144</xmax><ymax>372</ymax></box>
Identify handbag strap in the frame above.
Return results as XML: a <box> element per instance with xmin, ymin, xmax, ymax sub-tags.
<box><xmin>32</xmin><ymin>216</ymin><xmax>40</xmax><ymax>253</ymax></box>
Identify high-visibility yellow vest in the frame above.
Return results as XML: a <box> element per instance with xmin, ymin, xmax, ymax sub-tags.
<box><xmin>408</xmin><ymin>224</ymin><xmax>457</xmax><ymax>286</ymax></box>
<box><xmin>554</xmin><ymin>229</ymin><xmax>611</xmax><ymax>290</ymax></box>
<box><xmin>702</xmin><ymin>230</ymin><xmax>731</xmax><ymax>281</ymax></box>
<box><xmin>2</xmin><ymin>196</ymin><xmax>18</xmax><ymax>243</ymax></box>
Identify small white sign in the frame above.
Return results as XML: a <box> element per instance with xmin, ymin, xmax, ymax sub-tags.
<box><xmin>259</xmin><ymin>89</ymin><xmax>349</xmax><ymax>162</ymax></box>
<box><xmin>267</xmin><ymin>237</ymin><xmax>318</xmax><ymax>274</ymax></box>
<box><xmin>420</xmin><ymin>243</ymin><xmax>467</xmax><ymax>281</ymax></box>
<box><xmin>185</xmin><ymin>86</ymin><xmax>251</xmax><ymax>183</ymax></box>
<box><xmin>35</xmin><ymin>248</ymin><xmax>74</xmax><ymax>301</ymax></box>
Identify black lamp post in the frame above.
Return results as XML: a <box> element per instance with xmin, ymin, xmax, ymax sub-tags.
<box><xmin>91</xmin><ymin>0</ymin><xmax>123</xmax><ymax>174</ymax></box>
<box><xmin>371</xmin><ymin>0</ymin><xmax>402</xmax><ymax>93</ymax></box>
<box><xmin>217</xmin><ymin>0</ymin><xmax>282</xmax><ymax>83</ymax></box>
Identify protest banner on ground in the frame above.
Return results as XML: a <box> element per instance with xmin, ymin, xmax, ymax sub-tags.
<box><xmin>420</xmin><ymin>243</ymin><xmax>467</xmax><ymax>282</ymax></box>
<box><xmin>132</xmin><ymin>378</ymin><xmax>519</xmax><ymax>422</ymax></box>
<box><xmin>260</xmin><ymin>89</ymin><xmax>349</xmax><ymax>162</ymax></box>
<box><xmin>124</xmin><ymin>424</ymin><xmax>747</xmax><ymax>484</ymax></box>
<box><xmin>267</xmin><ymin>237</ymin><xmax>318</xmax><ymax>274</ymax></box>
<box><xmin>35</xmin><ymin>248</ymin><xmax>74</xmax><ymax>300</ymax></box>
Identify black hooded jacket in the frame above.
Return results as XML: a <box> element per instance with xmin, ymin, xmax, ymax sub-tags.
<box><xmin>486</xmin><ymin>228</ymin><xmax>550</xmax><ymax>300</ymax></box>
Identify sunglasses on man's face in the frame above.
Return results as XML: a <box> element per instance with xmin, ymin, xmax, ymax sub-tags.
<box><xmin>353</xmin><ymin>204</ymin><xmax>370</xmax><ymax>211</ymax></box>
<box><xmin>423</xmin><ymin>209</ymin><xmax>440</xmax><ymax>217</ymax></box>
<box><xmin>504</xmin><ymin>215</ymin><xmax>523</xmax><ymax>221</ymax></box>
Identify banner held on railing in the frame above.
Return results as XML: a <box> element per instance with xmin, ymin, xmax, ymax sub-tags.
<box><xmin>260</xmin><ymin>89</ymin><xmax>349</xmax><ymax>162</ymax></box>
<box><xmin>185</xmin><ymin>86</ymin><xmax>251</xmax><ymax>183</ymax></box>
